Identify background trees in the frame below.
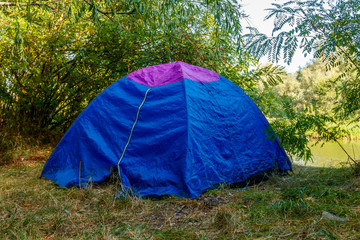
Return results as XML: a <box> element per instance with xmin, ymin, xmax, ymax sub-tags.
<box><xmin>245</xmin><ymin>0</ymin><xmax>360</xmax><ymax>162</ymax></box>
<box><xmin>0</xmin><ymin>0</ymin><xmax>247</xmax><ymax>134</ymax></box>
<box><xmin>246</xmin><ymin>0</ymin><xmax>360</xmax><ymax>119</ymax></box>
<box><xmin>1</xmin><ymin>0</ymin><xmax>359</xmax><ymax>164</ymax></box>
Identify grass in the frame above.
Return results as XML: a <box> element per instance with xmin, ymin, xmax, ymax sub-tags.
<box><xmin>1</xmin><ymin>154</ymin><xmax>360</xmax><ymax>239</ymax></box>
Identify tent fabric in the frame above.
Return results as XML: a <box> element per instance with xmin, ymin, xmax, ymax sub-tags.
<box><xmin>41</xmin><ymin>61</ymin><xmax>291</xmax><ymax>198</ymax></box>
<box><xmin>127</xmin><ymin>61</ymin><xmax>220</xmax><ymax>87</ymax></box>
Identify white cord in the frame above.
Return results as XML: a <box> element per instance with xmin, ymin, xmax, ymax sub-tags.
<box><xmin>117</xmin><ymin>87</ymin><xmax>151</xmax><ymax>192</ymax></box>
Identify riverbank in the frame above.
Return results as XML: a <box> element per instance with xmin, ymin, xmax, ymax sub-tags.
<box><xmin>297</xmin><ymin>140</ymin><xmax>360</xmax><ymax>168</ymax></box>
<box><xmin>306</xmin><ymin>121</ymin><xmax>360</xmax><ymax>142</ymax></box>
<box><xmin>1</xmin><ymin>157</ymin><xmax>359</xmax><ymax>239</ymax></box>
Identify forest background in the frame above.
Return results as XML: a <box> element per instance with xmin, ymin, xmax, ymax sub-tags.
<box><xmin>1</xmin><ymin>1</ymin><xmax>360</xmax><ymax>239</ymax></box>
<box><xmin>0</xmin><ymin>0</ymin><xmax>359</xmax><ymax>166</ymax></box>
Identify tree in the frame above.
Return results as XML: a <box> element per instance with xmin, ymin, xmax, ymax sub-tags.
<box><xmin>1</xmin><ymin>0</ymin><xmax>333</xmax><ymax>163</ymax></box>
<box><xmin>0</xmin><ymin>0</ymin><xmax>248</xmax><ymax>135</ymax></box>
<box><xmin>245</xmin><ymin>0</ymin><xmax>360</xmax><ymax>164</ymax></box>
<box><xmin>246</xmin><ymin>0</ymin><xmax>360</xmax><ymax>119</ymax></box>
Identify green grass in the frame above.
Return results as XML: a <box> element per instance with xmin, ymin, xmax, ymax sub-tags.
<box><xmin>1</xmin><ymin>157</ymin><xmax>360</xmax><ymax>239</ymax></box>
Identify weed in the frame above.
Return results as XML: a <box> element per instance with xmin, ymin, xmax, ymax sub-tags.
<box><xmin>268</xmin><ymin>198</ymin><xmax>314</xmax><ymax>217</ymax></box>
<box><xmin>212</xmin><ymin>206</ymin><xmax>236</xmax><ymax>234</ymax></box>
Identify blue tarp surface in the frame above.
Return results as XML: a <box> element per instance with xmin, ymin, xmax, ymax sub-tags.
<box><xmin>42</xmin><ymin>62</ymin><xmax>291</xmax><ymax>198</ymax></box>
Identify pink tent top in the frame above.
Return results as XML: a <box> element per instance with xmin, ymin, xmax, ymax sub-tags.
<box><xmin>127</xmin><ymin>61</ymin><xmax>220</xmax><ymax>87</ymax></box>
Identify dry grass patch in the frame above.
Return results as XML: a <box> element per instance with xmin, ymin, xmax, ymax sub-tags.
<box><xmin>1</xmin><ymin>154</ymin><xmax>360</xmax><ymax>239</ymax></box>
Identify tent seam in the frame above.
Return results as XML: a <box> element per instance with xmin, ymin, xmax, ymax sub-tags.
<box><xmin>182</xmin><ymin>79</ymin><xmax>192</xmax><ymax>196</ymax></box>
<box><xmin>117</xmin><ymin>87</ymin><xmax>152</xmax><ymax>192</ymax></box>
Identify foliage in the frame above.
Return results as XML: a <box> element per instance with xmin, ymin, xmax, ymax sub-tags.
<box><xmin>0</xmin><ymin>0</ymin><xmax>247</xmax><ymax>136</ymax></box>
<box><xmin>270</xmin><ymin>59</ymin><xmax>341</xmax><ymax>114</ymax></box>
<box><xmin>262</xmin><ymin>94</ymin><xmax>339</xmax><ymax>161</ymax></box>
<box><xmin>245</xmin><ymin>0</ymin><xmax>360</xmax><ymax>164</ymax></box>
<box><xmin>2</xmin><ymin>0</ymin><xmax>358</xmax><ymax>164</ymax></box>
<box><xmin>246</xmin><ymin>0</ymin><xmax>360</xmax><ymax>118</ymax></box>
<box><xmin>1</xmin><ymin>0</ymin><xmax>320</xmax><ymax>163</ymax></box>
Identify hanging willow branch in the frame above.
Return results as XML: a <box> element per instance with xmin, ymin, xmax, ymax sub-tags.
<box><xmin>0</xmin><ymin>2</ymin><xmax>55</xmax><ymax>9</ymax></box>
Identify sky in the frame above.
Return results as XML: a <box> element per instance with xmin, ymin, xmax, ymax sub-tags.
<box><xmin>241</xmin><ymin>0</ymin><xmax>313</xmax><ymax>73</ymax></box>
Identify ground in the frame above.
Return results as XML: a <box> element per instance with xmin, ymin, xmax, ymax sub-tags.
<box><xmin>1</xmin><ymin>154</ymin><xmax>360</xmax><ymax>239</ymax></box>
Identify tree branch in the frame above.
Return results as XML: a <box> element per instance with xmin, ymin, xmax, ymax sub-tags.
<box><xmin>297</xmin><ymin>3</ymin><xmax>360</xmax><ymax>73</ymax></box>
<box><xmin>0</xmin><ymin>2</ymin><xmax>55</xmax><ymax>10</ymax></box>
<box><xmin>96</xmin><ymin>8</ymin><xmax>136</xmax><ymax>15</ymax></box>
<box><xmin>85</xmin><ymin>0</ymin><xmax>135</xmax><ymax>23</ymax></box>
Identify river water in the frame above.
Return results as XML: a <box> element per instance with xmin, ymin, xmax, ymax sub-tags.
<box><xmin>295</xmin><ymin>141</ymin><xmax>360</xmax><ymax>168</ymax></box>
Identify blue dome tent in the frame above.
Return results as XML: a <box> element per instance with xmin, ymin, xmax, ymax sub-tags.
<box><xmin>41</xmin><ymin>61</ymin><xmax>291</xmax><ymax>198</ymax></box>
